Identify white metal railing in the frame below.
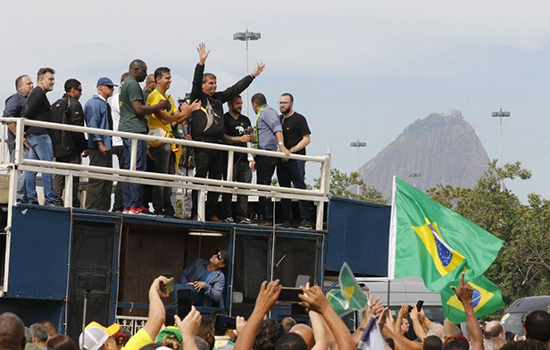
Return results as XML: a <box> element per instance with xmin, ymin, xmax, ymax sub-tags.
<box><xmin>0</xmin><ymin>118</ymin><xmax>331</xmax><ymax>224</ymax></box>
<box><xmin>115</xmin><ymin>315</ymin><xmax>147</xmax><ymax>335</ymax></box>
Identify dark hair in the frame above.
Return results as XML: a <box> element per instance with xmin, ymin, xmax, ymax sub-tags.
<box><xmin>154</xmin><ymin>67</ymin><xmax>171</xmax><ymax>82</ymax></box>
<box><xmin>202</xmin><ymin>73</ymin><xmax>216</xmax><ymax>83</ymax></box>
<box><xmin>275</xmin><ymin>333</ymin><xmax>308</xmax><ymax>350</ymax></box>
<box><xmin>501</xmin><ymin>340</ymin><xmax>548</xmax><ymax>350</ymax></box>
<box><xmin>384</xmin><ymin>337</ymin><xmax>395</xmax><ymax>350</ymax></box>
<box><xmin>15</xmin><ymin>75</ymin><xmax>29</xmax><ymax>90</ymax></box>
<box><xmin>64</xmin><ymin>79</ymin><xmax>81</xmax><ymax>93</ymax></box>
<box><xmin>281</xmin><ymin>93</ymin><xmax>294</xmax><ymax>102</ymax></box>
<box><xmin>37</xmin><ymin>67</ymin><xmax>55</xmax><ymax>80</ymax></box>
<box><xmin>251</xmin><ymin>93</ymin><xmax>267</xmax><ymax>106</ymax></box>
<box><xmin>443</xmin><ymin>339</ymin><xmax>468</xmax><ymax>350</ymax></box>
<box><xmin>423</xmin><ymin>335</ymin><xmax>443</xmax><ymax>350</ymax></box>
<box><xmin>228</xmin><ymin>95</ymin><xmax>242</xmax><ymax>106</ymax></box>
<box><xmin>506</xmin><ymin>331</ymin><xmax>517</xmax><ymax>342</ymax></box>
<box><xmin>129</xmin><ymin>59</ymin><xmax>146</xmax><ymax>71</ymax></box>
<box><xmin>525</xmin><ymin>311</ymin><xmax>550</xmax><ymax>343</ymax></box>
<box><xmin>485</xmin><ymin>322</ymin><xmax>505</xmax><ymax>340</ymax></box>
<box><xmin>120</xmin><ymin>72</ymin><xmax>129</xmax><ymax>83</ymax></box>
<box><xmin>253</xmin><ymin>318</ymin><xmax>285</xmax><ymax>350</ymax></box>
<box><xmin>47</xmin><ymin>335</ymin><xmax>77</xmax><ymax>350</ymax></box>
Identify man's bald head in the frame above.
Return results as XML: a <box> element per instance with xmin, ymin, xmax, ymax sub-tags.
<box><xmin>289</xmin><ymin>324</ymin><xmax>314</xmax><ymax>350</ymax></box>
<box><xmin>485</xmin><ymin>321</ymin><xmax>505</xmax><ymax>340</ymax></box>
<box><xmin>0</xmin><ymin>312</ymin><xmax>26</xmax><ymax>350</ymax></box>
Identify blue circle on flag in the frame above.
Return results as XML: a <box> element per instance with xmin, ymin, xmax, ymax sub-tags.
<box><xmin>471</xmin><ymin>288</ymin><xmax>481</xmax><ymax>308</ymax></box>
<box><xmin>435</xmin><ymin>238</ymin><xmax>452</xmax><ymax>266</ymax></box>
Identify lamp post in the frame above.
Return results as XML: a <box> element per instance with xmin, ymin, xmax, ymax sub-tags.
<box><xmin>350</xmin><ymin>140</ymin><xmax>366</xmax><ymax>194</ymax></box>
<box><xmin>233</xmin><ymin>29</ymin><xmax>261</xmax><ymax>117</ymax></box>
<box><xmin>408</xmin><ymin>171</ymin><xmax>421</xmax><ymax>188</ymax></box>
<box><xmin>491</xmin><ymin>108</ymin><xmax>510</xmax><ymax>191</ymax></box>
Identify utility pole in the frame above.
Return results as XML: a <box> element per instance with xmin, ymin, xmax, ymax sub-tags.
<box><xmin>491</xmin><ymin>108</ymin><xmax>510</xmax><ymax>191</ymax></box>
<box><xmin>233</xmin><ymin>28</ymin><xmax>261</xmax><ymax>117</ymax></box>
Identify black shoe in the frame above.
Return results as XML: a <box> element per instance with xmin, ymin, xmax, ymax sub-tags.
<box><xmin>299</xmin><ymin>220</ymin><xmax>313</xmax><ymax>229</ymax></box>
<box><xmin>276</xmin><ymin>220</ymin><xmax>293</xmax><ymax>228</ymax></box>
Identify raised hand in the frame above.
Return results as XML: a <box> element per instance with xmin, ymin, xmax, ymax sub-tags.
<box><xmin>254</xmin><ymin>280</ymin><xmax>281</xmax><ymax>314</ymax></box>
<box><xmin>197</xmin><ymin>43</ymin><xmax>211</xmax><ymax>65</ymax></box>
<box><xmin>451</xmin><ymin>272</ymin><xmax>473</xmax><ymax>305</ymax></box>
<box><xmin>252</xmin><ymin>63</ymin><xmax>265</xmax><ymax>77</ymax></box>
<box><xmin>175</xmin><ymin>305</ymin><xmax>201</xmax><ymax>338</ymax></box>
<box><xmin>299</xmin><ymin>285</ymin><xmax>329</xmax><ymax>314</ymax></box>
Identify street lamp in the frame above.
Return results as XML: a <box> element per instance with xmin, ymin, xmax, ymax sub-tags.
<box><xmin>491</xmin><ymin>108</ymin><xmax>510</xmax><ymax>191</ymax></box>
<box><xmin>408</xmin><ymin>171</ymin><xmax>421</xmax><ymax>188</ymax></box>
<box><xmin>350</xmin><ymin>140</ymin><xmax>366</xmax><ymax>195</ymax></box>
<box><xmin>233</xmin><ymin>29</ymin><xmax>261</xmax><ymax>117</ymax></box>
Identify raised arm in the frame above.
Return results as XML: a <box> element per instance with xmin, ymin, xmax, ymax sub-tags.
<box><xmin>451</xmin><ymin>272</ymin><xmax>483</xmax><ymax>350</ymax></box>
<box><xmin>300</xmin><ymin>285</ymin><xmax>354</xmax><ymax>350</ymax></box>
<box><xmin>220</xmin><ymin>63</ymin><xmax>264</xmax><ymax>103</ymax></box>
<box><xmin>189</xmin><ymin>43</ymin><xmax>209</xmax><ymax>103</ymax></box>
<box><xmin>309</xmin><ymin>310</ymin><xmax>328</xmax><ymax>350</ymax></box>
<box><xmin>234</xmin><ymin>280</ymin><xmax>281</xmax><ymax>350</ymax></box>
<box><xmin>394</xmin><ymin>305</ymin><xmax>408</xmax><ymax>335</ymax></box>
<box><xmin>410</xmin><ymin>306</ymin><xmax>427</xmax><ymax>341</ymax></box>
<box><xmin>142</xmin><ymin>276</ymin><xmax>170</xmax><ymax>340</ymax></box>
<box><xmin>175</xmin><ymin>306</ymin><xmax>202</xmax><ymax>350</ymax></box>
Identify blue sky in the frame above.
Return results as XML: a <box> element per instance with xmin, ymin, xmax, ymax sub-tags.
<box><xmin>2</xmin><ymin>0</ymin><xmax>550</xmax><ymax>201</ymax></box>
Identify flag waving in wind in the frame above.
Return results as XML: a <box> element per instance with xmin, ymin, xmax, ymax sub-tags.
<box><xmin>388</xmin><ymin>177</ymin><xmax>504</xmax><ymax>291</ymax></box>
<box><xmin>327</xmin><ymin>262</ymin><xmax>368</xmax><ymax>316</ymax></box>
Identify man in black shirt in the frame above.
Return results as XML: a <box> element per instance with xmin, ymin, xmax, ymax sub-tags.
<box><xmin>188</xmin><ymin>43</ymin><xmax>264</xmax><ymax>221</ymax></box>
<box><xmin>50</xmin><ymin>79</ymin><xmax>89</xmax><ymax>207</ymax></box>
<box><xmin>277</xmin><ymin>93</ymin><xmax>312</xmax><ymax>229</ymax></box>
<box><xmin>24</xmin><ymin>68</ymin><xmax>57</xmax><ymax>206</ymax></box>
<box><xmin>221</xmin><ymin>95</ymin><xmax>254</xmax><ymax>224</ymax></box>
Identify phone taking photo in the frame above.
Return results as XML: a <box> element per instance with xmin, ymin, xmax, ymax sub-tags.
<box><xmin>215</xmin><ymin>315</ymin><xmax>237</xmax><ymax>330</ymax></box>
<box><xmin>160</xmin><ymin>277</ymin><xmax>174</xmax><ymax>295</ymax></box>
<box><xmin>278</xmin><ymin>287</ymin><xmax>303</xmax><ymax>302</ymax></box>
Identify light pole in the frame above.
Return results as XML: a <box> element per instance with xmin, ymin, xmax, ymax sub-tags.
<box><xmin>491</xmin><ymin>108</ymin><xmax>510</xmax><ymax>191</ymax></box>
<box><xmin>350</xmin><ymin>140</ymin><xmax>366</xmax><ymax>174</ymax></box>
<box><xmin>408</xmin><ymin>171</ymin><xmax>421</xmax><ymax>188</ymax></box>
<box><xmin>233</xmin><ymin>29</ymin><xmax>261</xmax><ymax>117</ymax></box>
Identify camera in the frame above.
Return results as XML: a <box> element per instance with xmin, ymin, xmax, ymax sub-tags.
<box><xmin>244</xmin><ymin>126</ymin><xmax>254</xmax><ymax>135</ymax></box>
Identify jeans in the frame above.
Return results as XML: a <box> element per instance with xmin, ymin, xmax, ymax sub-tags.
<box><xmin>149</xmin><ymin>143</ymin><xmax>175</xmax><ymax>214</ymax></box>
<box><xmin>25</xmin><ymin>134</ymin><xmax>56</xmax><ymax>203</ymax></box>
<box><xmin>255</xmin><ymin>155</ymin><xmax>279</xmax><ymax>221</ymax></box>
<box><xmin>9</xmin><ymin>146</ymin><xmax>27</xmax><ymax>203</ymax></box>
<box><xmin>277</xmin><ymin>160</ymin><xmax>310</xmax><ymax>221</ymax></box>
<box><xmin>122</xmin><ymin>138</ymin><xmax>148</xmax><ymax>209</ymax></box>
<box><xmin>112</xmin><ymin>145</ymin><xmax>125</xmax><ymax>211</ymax></box>
<box><xmin>191</xmin><ymin>148</ymin><xmax>223</xmax><ymax>220</ymax></box>
<box><xmin>222</xmin><ymin>159</ymin><xmax>252</xmax><ymax>220</ymax></box>
<box><xmin>53</xmin><ymin>153</ymin><xmax>82</xmax><ymax>207</ymax></box>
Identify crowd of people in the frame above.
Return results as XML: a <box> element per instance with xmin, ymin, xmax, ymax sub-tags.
<box><xmin>2</xmin><ymin>273</ymin><xmax>550</xmax><ymax>350</ymax></box>
<box><xmin>2</xmin><ymin>43</ymin><xmax>313</xmax><ymax>228</ymax></box>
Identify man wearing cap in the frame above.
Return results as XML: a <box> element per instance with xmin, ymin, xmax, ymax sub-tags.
<box><xmin>178</xmin><ymin>249</ymin><xmax>229</xmax><ymax>306</ymax></box>
<box><xmin>84</xmin><ymin>77</ymin><xmax>116</xmax><ymax>211</ymax></box>
<box><xmin>80</xmin><ymin>276</ymin><xmax>170</xmax><ymax>350</ymax></box>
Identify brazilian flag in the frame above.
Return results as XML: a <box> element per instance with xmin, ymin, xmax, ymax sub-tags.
<box><xmin>327</xmin><ymin>262</ymin><xmax>368</xmax><ymax>316</ymax></box>
<box><xmin>440</xmin><ymin>275</ymin><xmax>504</xmax><ymax>324</ymax></box>
<box><xmin>388</xmin><ymin>177</ymin><xmax>503</xmax><ymax>291</ymax></box>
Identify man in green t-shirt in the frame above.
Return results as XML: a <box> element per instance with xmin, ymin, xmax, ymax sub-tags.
<box><xmin>118</xmin><ymin>59</ymin><xmax>170</xmax><ymax>215</ymax></box>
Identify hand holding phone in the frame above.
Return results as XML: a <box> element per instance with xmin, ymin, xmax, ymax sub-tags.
<box><xmin>160</xmin><ymin>277</ymin><xmax>174</xmax><ymax>295</ymax></box>
<box><xmin>278</xmin><ymin>287</ymin><xmax>303</xmax><ymax>302</ymax></box>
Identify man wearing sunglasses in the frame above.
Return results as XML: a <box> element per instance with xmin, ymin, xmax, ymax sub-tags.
<box><xmin>178</xmin><ymin>249</ymin><xmax>230</xmax><ymax>306</ymax></box>
<box><xmin>50</xmin><ymin>78</ymin><xmax>88</xmax><ymax>207</ymax></box>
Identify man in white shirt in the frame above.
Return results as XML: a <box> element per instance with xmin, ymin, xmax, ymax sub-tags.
<box><xmin>109</xmin><ymin>73</ymin><xmax>128</xmax><ymax>212</ymax></box>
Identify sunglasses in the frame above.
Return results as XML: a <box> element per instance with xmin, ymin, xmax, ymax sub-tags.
<box><xmin>214</xmin><ymin>252</ymin><xmax>223</xmax><ymax>261</ymax></box>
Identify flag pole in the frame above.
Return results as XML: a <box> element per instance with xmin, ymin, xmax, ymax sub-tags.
<box><xmin>387</xmin><ymin>176</ymin><xmax>397</xmax><ymax>307</ymax></box>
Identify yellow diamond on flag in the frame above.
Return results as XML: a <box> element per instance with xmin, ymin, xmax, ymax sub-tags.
<box><xmin>446</xmin><ymin>281</ymin><xmax>495</xmax><ymax>313</ymax></box>
<box><xmin>343</xmin><ymin>286</ymin><xmax>355</xmax><ymax>302</ymax></box>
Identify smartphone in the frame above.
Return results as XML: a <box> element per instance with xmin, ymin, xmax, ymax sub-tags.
<box><xmin>177</xmin><ymin>288</ymin><xmax>193</xmax><ymax>319</ymax></box>
<box><xmin>278</xmin><ymin>287</ymin><xmax>303</xmax><ymax>302</ymax></box>
<box><xmin>407</xmin><ymin>305</ymin><xmax>413</xmax><ymax>313</ymax></box>
<box><xmin>295</xmin><ymin>275</ymin><xmax>310</xmax><ymax>288</ymax></box>
<box><xmin>416</xmin><ymin>300</ymin><xmax>424</xmax><ymax>312</ymax></box>
<box><xmin>215</xmin><ymin>315</ymin><xmax>237</xmax><ymax>330</ymax></box>
<box><xmin>160</xmin><ymin>277</ymin><xmax>174</xmax><ymax>295</ymax></box>
<box><xmin>291</xmin><ymin>303</ymin><xmax>308</xmax><ymax>316</ymax></box>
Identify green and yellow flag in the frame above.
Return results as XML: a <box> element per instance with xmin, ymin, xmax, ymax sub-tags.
<box><xmin>388</xmin><ymin>177</ymin><xmax>504</xmax><ymax>291</ymax></box>
<box><xmin>440</xmin><ymin>275</ymin><xmax>504</xmax><ymax>324</ymax></box>
<box><xmin>327</xmin><ymin>262</ymin><xmax>368</xmax><ymax>316</ymax></box>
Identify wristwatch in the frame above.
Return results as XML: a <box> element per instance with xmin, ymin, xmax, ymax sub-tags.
<box><xmin>278</xmin><ymin>142</ymin><xmax>284</xmax><ymax>146</ymax></box>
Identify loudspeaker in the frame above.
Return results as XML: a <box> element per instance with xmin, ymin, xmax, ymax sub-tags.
<box><xmin>67</xmin><ymin>220</ymin><xmax>117</xmax><ymax>341</ymax></box>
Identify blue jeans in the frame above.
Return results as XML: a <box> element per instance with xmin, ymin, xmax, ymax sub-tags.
<box><xmin>25</xmin><ymin>134</ymin><xmax>56</xmax><ymax>203</ymax></box>
<box><xmin>9</xmin><ymin>145</ymin><xmax>27</xmax><ymax>202</ymax></box>
<box><xmin>122</xmin><ymin>138</ymin><xmax>148</xmax><ymax>209</ymax></box>
<box><xmin>277</xmin><ymin>160</ymin><xmax>310</xmax><ymax>221</ymax></box>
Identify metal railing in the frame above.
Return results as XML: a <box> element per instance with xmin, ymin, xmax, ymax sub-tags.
<box><xmin>0</xmin><ymin>118</ymin><xmax>331</xmax><ymax>224</ymax></box>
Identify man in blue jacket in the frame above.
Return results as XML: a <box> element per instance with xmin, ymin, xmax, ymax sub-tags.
<box><xmin>84</xmin><ymin>77</ymin><xmax>116</xmax><ymax>211</ymax></box>
<box><xmin>178</xmin><ymin>249</ymin><xmax>229</xmax><ymax>306</ymax></box>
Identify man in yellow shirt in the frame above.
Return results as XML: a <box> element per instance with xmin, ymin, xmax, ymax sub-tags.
<box><xmin>79</xmin><ymin>276</ymin><xmax>170</xmax><ymax>350</ymax></box>
<box><xmin>146</xmin><ymin>67</ymin><xmax>200</xmax><ymax>217</ymax></box>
